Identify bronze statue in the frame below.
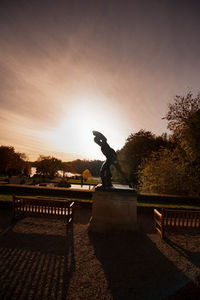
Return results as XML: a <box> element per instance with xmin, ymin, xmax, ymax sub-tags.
<box><xmin>93</xmin><ymin>131</ymin><xmax>132</xmax><ymax>189</ymax></box>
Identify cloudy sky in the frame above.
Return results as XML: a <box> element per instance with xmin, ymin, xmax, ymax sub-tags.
<box><xmin>0</xmin><ymin>0</ymin><xmax>200</xmax><ymax>161</ymax></box>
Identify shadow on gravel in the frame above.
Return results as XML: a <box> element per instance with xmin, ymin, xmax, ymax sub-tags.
<box><xmin>164</xmin><ymin>236</ymin><xmax>200</xmax><ymax>300</ymax></box>
<box><xmin>0</xmin><ymin>216</ymin><xmax>75</xmax><ymax>300</ymax></box>
<box><xmin>89</xmin><ymin>231</ymin><xmax>189</xmax><ymax>300</ymax></box>
<box><xmin>73</xmin><ymin>206</ymin><xmax>92</xmax><ymax>225</ymax></box>
<box><xmin>165</xmin><ymin>234</ymin><xmax>200</xmax><ymax>266</ymax></box>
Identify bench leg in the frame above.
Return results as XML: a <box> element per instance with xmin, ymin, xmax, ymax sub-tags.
<box><xmin>161</xmin><ymin>229</ymin><xmax>165</xmax><ymax>239</ymax></box>
<box><xmin>67</xmin><ymin>208</ymin><xmax>73</xmax><ymax>225</ymax></box>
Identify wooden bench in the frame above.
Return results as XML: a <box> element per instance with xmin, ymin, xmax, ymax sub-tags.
<box><xmin>154</xmin><ymin>208</ymin><xmax>200</xmax><ymax>239</ymax></box>
<box><xmin>12</xmin><ymin>196</ymin><xmax>74</xmax><ymax>225</ymax></box>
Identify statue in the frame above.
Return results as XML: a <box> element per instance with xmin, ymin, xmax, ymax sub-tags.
<box><xmin>93</xmin><ymin>131</ymin><xmax>132</xmax><ymax>189</ymax></box>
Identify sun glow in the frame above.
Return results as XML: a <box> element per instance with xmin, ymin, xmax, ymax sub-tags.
<box><xmin>46</xmin><ymin>96</ymin><xmax>126</xmax><ymax>160</ymax></box>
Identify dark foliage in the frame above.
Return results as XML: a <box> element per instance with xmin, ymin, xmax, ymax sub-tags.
<box><xmin>67</xmin><ymin>159</ymin><xmax>102</xmax><ymax>177</ymax></box>
<box><xmin>0</xmin><ymin>146</ymin><xmax>31</xmax><ymax>176</ymax></box>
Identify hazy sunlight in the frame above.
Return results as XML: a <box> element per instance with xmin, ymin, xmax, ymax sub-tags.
<box><xmin>46</xmin><ymin>95</ymin><xmax>126</xmax><ymax>160</ymax></box>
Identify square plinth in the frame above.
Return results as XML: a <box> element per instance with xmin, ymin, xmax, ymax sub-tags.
<box><xmin>88</xmin><ymin>185</ymin><xmax>138</xmax><ymax>232</ymax></box>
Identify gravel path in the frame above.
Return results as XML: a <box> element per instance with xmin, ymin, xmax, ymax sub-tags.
<box><xmin>0</xmin><ymin>207</ymin><xmax>200</xmax><ymax>300</ymax></box>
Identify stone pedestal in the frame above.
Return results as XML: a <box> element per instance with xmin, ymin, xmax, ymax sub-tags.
<box><xmin>88</xmin><ymin>185</ymin><xmax>138</xmax><ymax>232</ymax></box>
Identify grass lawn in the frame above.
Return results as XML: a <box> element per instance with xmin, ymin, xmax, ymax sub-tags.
<box><xmin>137</xmin><ymin>201</ymin><xmax>200</xmax><ymax>210</ymax></box>
<box><xmin>0</xmin><ymin>194</ymin><xmax>12</xmax><ymax>201</ymax></box>
<box><xmin>34</xmin><ymin>176</ymin><xmax>99</xmax><ymax>184</ymax></box>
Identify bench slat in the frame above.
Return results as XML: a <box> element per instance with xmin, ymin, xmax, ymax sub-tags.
<box><xmin>154</xmin><ymin>208</ymin><xmax>200</xmax><ymax>239</ymax></box>
<box><xmin>12</xmin><ymin>196</ymin><xmax>74</xmax><ymax>225</ymax></box>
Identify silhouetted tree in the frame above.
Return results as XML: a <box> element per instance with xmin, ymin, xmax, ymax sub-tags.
<box><xmin>35</xmin><ymin>156</ymin><xmax>62</xmax><ymax>178</ymax></box>
<box><xmin>68</xmin><ymin>159</ymin><xmax>102</xmax><ymax>177</ymax></box>
<box><xmin>164</xmin><ymin>91</ymin><xmax>200</xmax><ymax>136</ymax></box>
<box><xmin>0</xmin><ymin>146</ymin><xmax>31</xmax><ymax>176</ymax></box>
<box><xmin>60</xmin><ymin>162</ymin><xmax>75</xmax><ymax>177</ymax></box>
<box><xmin>139</xmin><ymin>91</ymin><xmax>200</xmax><ymax>195</ymax></box>
<box><xmin>112</xmin><ymin>130</ymin><xmax>170</xmax><ymax>185</ymax></box>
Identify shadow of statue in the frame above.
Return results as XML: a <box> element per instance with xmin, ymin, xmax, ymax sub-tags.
<box><xmin>163</xmin><ymin>232</ymin><xmax>200</xmax><ymax>299</ymax></box>
<box><xmin>73</xmin><ymin>205</ymin><xmax>92</xmax><ymax>225</ymax></box>
<box><xmin>0</xmin><ymin>216</ymin><xmax>75</xmax><ymax>300</ymax></box>
<box><xmin>89</xmin><ymin>231</ymin><xmax>190</xmax><ymax>300</ymax></box>
<box><xmin>165</xmin><ymin>231</ymin><xmax>200</xmax><ymax>267</ymax></box>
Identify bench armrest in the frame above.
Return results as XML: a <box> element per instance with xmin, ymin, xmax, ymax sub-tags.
<box><xmin>154</xmin><ymin>209</ymin><xmax>162</xmax><ymax>219</ymax></box>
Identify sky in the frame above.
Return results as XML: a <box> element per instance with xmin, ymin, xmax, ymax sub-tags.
<box><xmin>1</xmin><ymin>0</ymin><xmax>200</xmax><ymax>161</ymax></box>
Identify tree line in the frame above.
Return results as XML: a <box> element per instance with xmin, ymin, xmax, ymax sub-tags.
<box><xmin>1</xmin><ymin>91</ymin><xmax>199</xmax><ymax>195</ymax></box>
<box><xmin>112</xmin><ymin>91</ymin><xmax>200</xmax><ymax>196</ymax></box>
<box><xmin>32</xmin><ymin>157</ymin><xmax>102</xmax><ymax>178</ymax></box>
<box><xmin>0</xmin><ymin>148</ymin><xmax>102</xmax><ymax>179</ymax></box>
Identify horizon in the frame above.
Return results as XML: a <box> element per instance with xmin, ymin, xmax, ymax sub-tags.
<box><xmin>1</xmin><ymin>126</ymin><xmax>169</xmax><ymax>162</ymax></box>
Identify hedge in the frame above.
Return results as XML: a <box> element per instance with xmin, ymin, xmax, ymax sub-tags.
<box><xmin>0</xmin><ymin>184</ymin><xmax>93</xmax><ymax>199</ymax></box>
<box><xmin>138</xmin><ymin>193</ymin><xmax>200</xmax><ymax>206</ymax></box>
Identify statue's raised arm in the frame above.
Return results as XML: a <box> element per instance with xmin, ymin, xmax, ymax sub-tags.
<box><xmin>93</xmin><ymin>131</ymin><xmax>107</xmax><ymax>144</ymax></box>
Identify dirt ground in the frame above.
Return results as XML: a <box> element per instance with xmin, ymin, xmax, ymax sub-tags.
<box><xmin>0</xmin><ymin>206</ymin><xmax>200</xmax><ymax>300</ymax></box>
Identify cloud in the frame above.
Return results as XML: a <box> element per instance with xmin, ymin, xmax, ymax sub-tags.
<box><xmin>1</xmin><ymin>0</ymin><xmax>200</xmax><ymax>160</ymax></box>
